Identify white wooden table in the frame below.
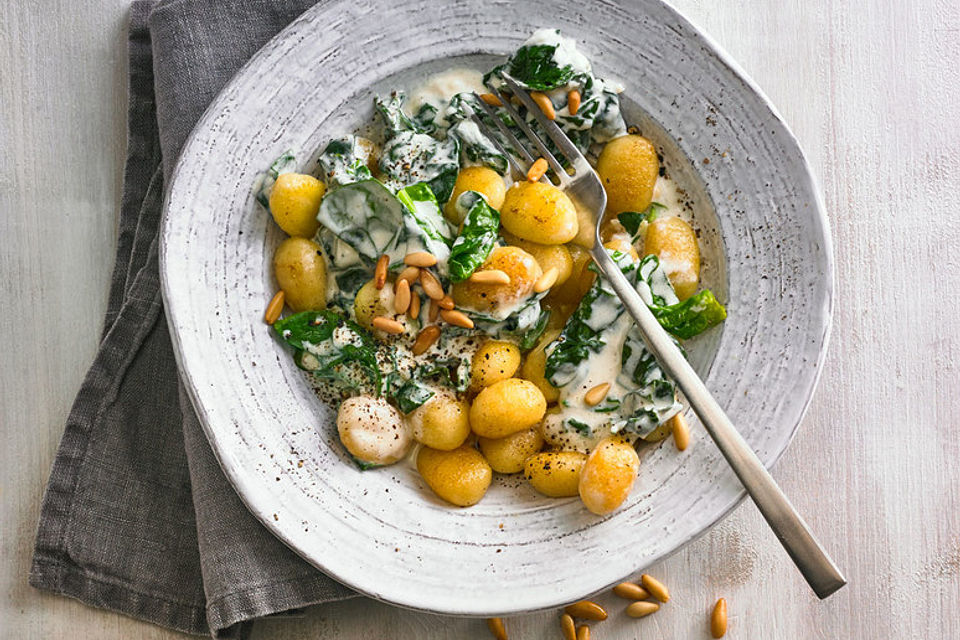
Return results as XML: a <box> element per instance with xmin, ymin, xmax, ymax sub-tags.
<box><xmin>2</xmin><ymin>1</ymin><xmax>958</xmax><ymax>638</ymax></box>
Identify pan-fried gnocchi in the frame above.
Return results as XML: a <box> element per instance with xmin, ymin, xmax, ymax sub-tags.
<box><xmin>258</xmin><ymin>28</ymin><xmax>726</xmax><ymax>513</ymax></box>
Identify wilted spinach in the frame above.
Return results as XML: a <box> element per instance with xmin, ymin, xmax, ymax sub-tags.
<box><xmin>318</xmin><ymin>137</ymin><xmax>373</xmax><ymax>186</ymax></box>
<box><xmin>447</xmin><ymin>191</ymin><xmax>500</xmax><ymax>282</ymax></box>
<box><xmin>507</xmin><ymin>44</ymin><xmax>575</xmax><ymax>91</ymax></box>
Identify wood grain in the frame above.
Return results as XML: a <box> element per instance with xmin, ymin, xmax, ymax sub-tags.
<box><xmin>1</xmin><ymin>0</ymin><xmax>958</xmax><ymax>638</ymax></box>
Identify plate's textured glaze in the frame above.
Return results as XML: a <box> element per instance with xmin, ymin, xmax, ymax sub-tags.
<box><xmin>160</xmin><ymin>0</ymin><xmax>833</xmax><ymax>616</ymax></box>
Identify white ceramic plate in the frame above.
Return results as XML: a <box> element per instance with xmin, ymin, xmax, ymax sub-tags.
<box><xmin>160</xmin><ymin>0</ymin><xmax>833</xmax><ymax>616</ymax></box>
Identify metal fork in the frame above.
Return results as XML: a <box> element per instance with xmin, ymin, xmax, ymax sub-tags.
<box><xmin>467</xmin><ymin>77</ymin><xmax>846</xmax><ymax>599</ymax></box>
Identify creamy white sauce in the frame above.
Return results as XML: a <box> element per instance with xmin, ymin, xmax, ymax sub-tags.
<box><xmin>407</xmin><ymin>68</ymin><xmax>486</xmax><ymax>128</ymax></box>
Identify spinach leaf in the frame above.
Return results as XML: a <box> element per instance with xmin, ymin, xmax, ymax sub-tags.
<box><xmin>617</xmin><ymin>202</ymin><xmax>667</xmax><ymax>237</ymax></box>
<box><xmin>316</xmin><ymin>179</ymin><xmax>404</xmax><ymax>262</ymax></box>
<box><xmin>375</xmin><ymin>92</ymin><xmax>433</xmax><ymax>135</ymax></box>
<box><xmin>318</xmin><ymin>137</ymin><xmax>373</xmax><ymax>186</ymax></box>
<box><xmin>517</xmin><ymin>308</ymin><xmax>550</xmax><ymax>351</ymax></box>
<box><xmin>614</xmin><ymin>328</ymin><xmax>682</xmax><ymax>438</ymax></box>
<box><xmin>273</xmin><ymin>310</ymin><xmax>382</xmax><ymax>395</ymax></box>
<box><xmin>391</xmin><ymin>379</ymin><xmax>436</xmax><ymax>414</ymax></box>
<box><xmin>379</xmin><ymin>131</ymin><xmax>460</xmax><ymax>203</ymax></box>
<box><xmin>396</xmin><ymin>183</ymin><xmax>455</xmax><ymax>273</ymax></box>
<box><xmin>255</xmin><ymin>151</ymin><xmax>297</xmax><ymax>208</ymax></box>
<box><xmin>508</xmin><ymin>44</ymin><xmax>575</xmax><ymax>91</ymax></box>
<box><xmin>448</xmin><ymin>191</ymin><xmax>500</xmax><ymax>282</ymax></box>
<box><xmin>413</xmin><ymin>357</ymin><xmax>471</xmax><ymax>394</ymax></box>
<box><xmin>567</xmin><ymin>418</ymin><xmax>592</xmax><ymax>437</ymax></box>
<box><xmin>448</xmin><ymin>118</ymin><xmax>509</xmax><ymax>175</ymax></box>
<box><xmin>651</xmin><ymin>289</ymin><xmax>727</xmax><ymax>339</ymax></box>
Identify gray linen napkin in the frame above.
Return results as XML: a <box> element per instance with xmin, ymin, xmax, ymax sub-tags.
<box><xmin>29</xmin><ymin>1</ymin><xmax>359</xmax><ymax>636</ymax></box>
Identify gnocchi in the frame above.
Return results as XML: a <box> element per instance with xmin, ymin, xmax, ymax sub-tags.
<box><xmin>407</xmin><ymin>389</ymin><xmax>471</xmax><ymax>450</ymax></box>
<box><xmin>417</xmin><ymin>444</ymin><xmax>492</xmax><ymax>506</ymax></box>
<box><xmin>578</xmin><ymin>437</ymin><xmax>640</xmax><ymax>515</ymax></box>
<box><xmin>501</xmin><ymin>231</ymin><xmax>574</xmax><ymax>287</ymax></box>
<box><xmin>444</xmin><ymin>166</ymin><xmax>506</xmax><ymax>223</ymax></box>
<box><xmin>500</xmin><ymin>181</ymin><xmax>579</xmax><ymax>245</ymax></box>
<box><xmin>273</xmin><ymin>237</ymin><xmax>327</xmax><ymax>311</ymax></box>
<box><xmin>478</xmin><ymin>428</ymin><xmax>544</xmax><ymax>474</ymax></box>
<box><xmin>596</xmin><ymin>134</ymin><xmax>659</xmax><ymax>215</ymax></box>
<box><xmin>643</xmin><ymin>216</ymin><xmax>700</xmax><ymax>300</ymax></box>
<box><xmin>469</xmin><ymin>378</ymin><xmax>547</xmax><ymax>438</ymax></box>
<box><xmin>337</xmin><ymin>395</ymin><xmax>411</xmax><ymax>466</ymax></box>
<box><xmin>525</xmin><ymin>451</ymin><xmax>588</xmax><ymax>497</ymax></box>
<box><xmin>268</xmin><ymin>172</ymin><xmax>325</xmax><ymax>237</ymax></box>
<box><xmin>470</xmin><ymin>340</ymin><xmax>522</xmax><ymax>390</ymax></box>
<box><xmin>451</xmin><ymin>246</ymin><xmax>542</xmax><ymax>316</ymax></box>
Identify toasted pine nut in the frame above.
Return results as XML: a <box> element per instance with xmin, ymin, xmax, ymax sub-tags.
<box><xmin>530</xmin><ymin>91</ymin><xmax>556</xmax><ymax>120</ymax></box>
<box><xmin>568</xmin><ymin>89</ymin><xmax>581</xmax><ymax>116</ymax></box>
<box><xmin>372</xmin><ymin>316</ymin><xmax>405</xmax><ymax>335</ymax></box>
<box><xmin>428</xmin><ymin>299</ymin><xmax>440</xmax><ymax>322</ymax></box>
<box><xmin>440</xmin><ymin>309</ymin><xmax>474</xmax><ymax>329</ymax></box>
<box><xmin>470</xmin><ymin>269</ymin><xmax>511</xmax><ymax>285</ymax></box>
<box><xmin>397</xmin><ymin>265</ymin><xmax>420</xmax><ymax>284</ymax></box>
<box><xmin>480</xmin><ymin>92</ymin><xmax>503</xmax><ymax>107</ymax></box>
<box><xmin>641</xmin><ymin>574</ymin><xmax>670</xmax><ymax>603</ymax></box>
<box><xmin>612</xmin><ymin>582</ymin><xmax>650</xmax><ymax>600</ymax></box>
<box><xmin>374</xmin><ymin>254</ymin><xmax>389</xmax><ymax>289</ymax></box>
<box><xmin>409</xmin><ymin>291</ymin><xmax>421</xmax><ymax>319</ymax></box>
<box><xmin>438</xmin><ymin>295</ymin><xmax>455</xmax><ymax>310</ymax></box>
<box><xmin>420</xmin><ymin>270</ymin><xmax>445</xmax><ymax>300</ymax></box>
<box><xmin>534</xmin><ymin>267</ymin><xmax>559</xmax><ymax>293</ymax></box>
<box><xmin>583</xmin><ymin>383</ymin><xmax>611</xmax><ymax>407</ymax></box>
<box><xmin>412</xmin><ymin>325</ymin><xmax>441</xmax><ymax>355</ymax></box>
<box><xmin>404</xmin><ymin>251</ymin><xmax>438</xmax><ymax>267</ymax></box>
<box><xmin>671</xmin><ymin>413</ymin><xmax>690</xmax><ymax>451</ymax></box>
<box><xmin>575</xmin><ymin>625</ymin><xmax>589</xmax><ymax>640</ymax></box>
<box><xmin>486</xmin><ymin>617</ymin><xmax>507</xmax><ymax>640</ymax></box>
<box><xmin>563</xmin><ymin>601</ymin><xmax>607</xmax><ymax>621</ymax></box>
<box><xmin>526</xmin><ymin>157</ymin><xmax>549</xmax><ymax>182</ymax></box>
<box><xmin>264</xmin><ymin>290</ymin><xmax>285</xmax><ymax>325</ymax></box>
<box><xmin>560</xmin><ymin>614</ymin><xmax>576</xmax><ymax>640</ymax></box>
<box><xmin>711</xmin><ymin>598</ymin><xmax>727</xmax><ymax>638</ymax></box>
<box><xmin>394</xmin><ymin>278</ymin><xmax>411</xmax><ymax>314</ymax></box>
<box><xmin>625</xmin><ymin>601</ymin><xmax>660</xmax><ymax>618</ymax></box>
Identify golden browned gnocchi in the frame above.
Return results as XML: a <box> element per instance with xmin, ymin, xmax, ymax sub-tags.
<box><xmin>519</xmin><ymin>329</ymin><xmax>562</xmax><ymax>404</ymax></box>
<box><xmin>451</xmin><ymin>246</ymin><xmax>541</xmax><ymax>316</ymax></box>
<box><xmin>596</xmin><ymin>134</ymin><xmax>659</xmax><ymax>215</ymax></box>
<box><xmin>643</xmin><ymin>216</ymin><xmax>701</xmax><ymax>300</ymax></box>
<box><xmin>501</xmin><ymin>231</ymin><xmax>574</xmax><ymax>287</ymax></box>
<box><xmin>352</xmin><ymin>278</ymin><xmax>390</xmax><ymax>330</ymax></box>
<box><xmin>525</xmin><ymin>451</ymin><xmax>588</xmax><ymax>497</ymax></box>
<box><xmin>268</xmin><ymin>172</ymin><xmax>325</xmax><ymax>237</ymax></box>
<box><xmin>417</xmin><ymin>444</ymin><xmax>492</xmax><ymax>506</ymax></box>
<box><xmin>578</xmin><ymin>437</ymin><xmax>641</xmax><ymax>515</ymax></box>
<box><xmin>469</xmin><ymin>378</ymin><xmax>547</xmax><ymax>438</ymax></box>
<box><xmin>478</xmin><ymin>428</ymin><xmax>544</xmax><ymax>474</ymax></box>
<box><xmin>337</xmin><ymin>395</ymin><xmax>411</xmax><ymax>466</ymax></box>
<box><xmin>470</xmin><ymin>340</ymin><xmax>522</xmax><ymax>390</ymax></box>
<box><xmin>444</xmin><ymin>166</ymin><xmax>506</xmax><ymax>223</ymax></box>
<box><xmin>500</xmin><ymin>181</ymin><xmax>578</xmax><ymax>245</ymax></box>
<box><xmin>543</xmin><ymin>244</ymin><xmax>595</xmax><ymax>310</ymax></box>
<box><xmin>407</xmin><ymin>390</ymin><xmax>471</xmax><ymax>450</ymax></box>
<box><xmin>273</xmin><ymin>237</ymin><xmax>327</xmax><ymax>311</ymax></box>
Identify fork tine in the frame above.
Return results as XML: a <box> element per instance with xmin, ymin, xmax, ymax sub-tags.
<box><xmin>487</xmin><ymin>88</ymin><xmax>571</xmax><ymax>187</ymax></box>
<box><xmin>467</xmin><ymin>96</ymin><xmax>532</xmax><ymax>180</ymax></box>
<box><xmin>501</xmin><ymin>75</ymin><xmax>592</xmax><ymax>176</ymax></box>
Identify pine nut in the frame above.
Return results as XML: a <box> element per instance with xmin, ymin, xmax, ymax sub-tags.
<box><xmin>612</xmin><ymin>582</ymin><xmax>650</xmax><ymax>600</ymax></box>
<box><xmin>671</xmin><ymin>413</ymin><xmax>690</xmax><ymax>451</ymax></box>
<box><xmin>428</xmin><ymin>299</ymin><xmax>440</xmax><ymax>322</ymax></box>
<box><xmin>469</xmin><ymin>269</ymin><xmax>511</xmax><ymax>285</ymax></box>
<box><xmin>560</xmin><ymin>614</ymin><xmax>576</xmax><ymax>640</ymax></box>
<box><xmin>583</xmin><ymin>383</ymin><xmax>611</xmax><ymax>407</ymax></box>
<box><xmin>641</xmin><ymin>574</ymin><xmax>670</xmax><ymax>603</ymax></box>
<box><xmin>576</xmin><ymin>625</ymin><xmax>589</xmax><ymax>640</ymax></box>
<box><xmin>404</xmin><ymin>251</ymin><xmax>437</xmax><ymax>267</ymax></box>
<box><xmin>486</xmin><ymin>617</ymin><xmax>507</xmax><ymax>640</ymax></box>
<box><xmin>409</xmin><ymin>291</ymin><xmax>421</xmax><ymax>319</ymax></box>
<box><xmin>526</xmin><ymin>158</ymin><xmax>548</xmax><ymax>182</ymax></box>
<box><xmin>711</xmin><ymin>598</ymin><xmax>727</xmax><ymax>638</ymax></box>
<box><xmin>563</xmin><ymin>601</ymin><xmax>607</xmax><ymax>621</ymax></box>
<box><xmin>438</xmin><ymin>295</ymin><xmax>455</xmax><ymax>310</ymax></box>
<box><xmin>534</xmin><ymin>267</ymin><xmax>559</xmax><ymax>293</ymax></box>
<box><xmin>625</xmin><ymin>601</ymin><xmax>660</xmax><ymax>618</ymax></box>
<box><xmin>374</xmin><ymin>254</ymin><xmax>389</xmax><ymax>289</ymax></box>
<box><xmin>412</xmin><ymin>325</ymin><xmax>441</xmax><ymax>355</ymax></box>
<box><xmin>394</xmin><ymin>278</ymin><xmax>411</xmax><ymax>314</ymax></box>
<box><xmin>568</xmin><ymin>89</ymin><xmax>581</xmax><ymax>116</ymax></box>
<box><xmin>264</xmin><ymin>290</ymin><xmax>285</xmax><ymax>324</ymax></box>
<box><xmin>420</xmin><ymin>270</ymin><xmax>445</xmax><ymax>300</ymax></box>
<box><xmin>372</xmin><ymin>316</ymin><xmax>405</xmax><ymax>335</ymax></box>
<box><xmin>440</xmin><ymin>309</ymin><xmax>474</xmax><ymax>329</ymax></box>
<box><xmin>397</xmin><ymin>265</ymin><xmax>420</xmax><ymax>284</ymax></box>
<box><xmin>480</xmin><ymin>92</ymin><xmax>503</xmax><ymax>107</ymax></box>
<box><xmin>530</xmin><ymin>91</ymin><xmax>556</xmax><ymax>120</ymax></box>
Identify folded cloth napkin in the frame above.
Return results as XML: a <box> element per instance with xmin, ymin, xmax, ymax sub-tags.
<box><xmin>29</xmin><ymin>1</ymin><xmax>360</xmax><ymax>636</ymax></box>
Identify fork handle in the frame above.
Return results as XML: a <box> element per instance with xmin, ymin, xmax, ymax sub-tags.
<box><xmin>591</xmin><ymin>247</ymin><xmax>846</xmax><ymax>599</ymax></box>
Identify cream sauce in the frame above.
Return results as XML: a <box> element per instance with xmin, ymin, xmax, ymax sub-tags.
<box><xmin>407</xmin><ymin>68</ymin><xmax>486</xmax><ymax>128</ymax></box>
